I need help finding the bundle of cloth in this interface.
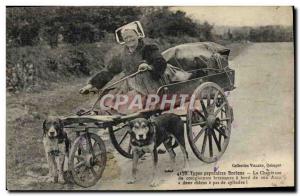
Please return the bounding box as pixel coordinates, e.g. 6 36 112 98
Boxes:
162 42 230 79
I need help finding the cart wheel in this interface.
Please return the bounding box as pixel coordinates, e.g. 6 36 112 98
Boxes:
109 125 133 159
69 133 107 187
187 82 232 163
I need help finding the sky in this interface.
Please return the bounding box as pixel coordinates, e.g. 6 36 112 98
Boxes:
171 6 293 27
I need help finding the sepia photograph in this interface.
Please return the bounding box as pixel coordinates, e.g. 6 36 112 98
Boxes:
6 6 294 190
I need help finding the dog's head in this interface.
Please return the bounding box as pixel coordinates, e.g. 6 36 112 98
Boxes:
129 118 154 141
43 116 64 138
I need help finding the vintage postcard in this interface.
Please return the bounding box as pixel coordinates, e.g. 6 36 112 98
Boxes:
6 6 294 190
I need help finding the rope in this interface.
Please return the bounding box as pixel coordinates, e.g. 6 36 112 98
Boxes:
63 68 148 117
214 53 234 88
175 54 234 88
87 69 147 114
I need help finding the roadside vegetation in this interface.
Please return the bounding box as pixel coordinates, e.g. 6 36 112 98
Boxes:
6 7 293 93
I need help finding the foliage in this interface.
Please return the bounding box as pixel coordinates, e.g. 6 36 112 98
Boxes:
221 25 293 42
7 6 216 47
141 7 214 41
7 7 142 46
6 42 115 92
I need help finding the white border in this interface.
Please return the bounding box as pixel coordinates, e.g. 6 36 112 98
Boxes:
1 0 298 6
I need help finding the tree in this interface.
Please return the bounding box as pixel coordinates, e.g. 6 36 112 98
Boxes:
7 7 41 46
141 7 214 40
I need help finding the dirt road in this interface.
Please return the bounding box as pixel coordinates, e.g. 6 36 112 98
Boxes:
86 42 294 190
6 42 294 190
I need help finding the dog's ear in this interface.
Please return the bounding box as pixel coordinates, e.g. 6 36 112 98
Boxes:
42 119 47 136
148 119 156 134
58 118 64 135
128 121 134 128
148 118 155 127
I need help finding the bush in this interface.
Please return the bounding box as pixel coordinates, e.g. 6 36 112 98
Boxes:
6 42 116 92
63 22 100 45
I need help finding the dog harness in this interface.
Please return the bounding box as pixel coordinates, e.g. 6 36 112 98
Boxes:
48 149 60 156
46 137 68 156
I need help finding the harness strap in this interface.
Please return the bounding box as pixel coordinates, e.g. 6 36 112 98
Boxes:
48 150 60 156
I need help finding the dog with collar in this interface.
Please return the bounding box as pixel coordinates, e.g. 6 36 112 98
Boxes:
42 116 70 183
127 113 189 187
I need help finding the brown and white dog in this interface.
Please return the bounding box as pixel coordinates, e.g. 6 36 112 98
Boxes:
43 116 70 183
127 113 189 187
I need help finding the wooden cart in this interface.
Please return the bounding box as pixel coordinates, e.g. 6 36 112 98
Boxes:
60 66 235 187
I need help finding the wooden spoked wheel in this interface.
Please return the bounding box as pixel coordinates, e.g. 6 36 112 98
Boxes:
69 133 107 187
187 82 232 163
109 124 133 159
